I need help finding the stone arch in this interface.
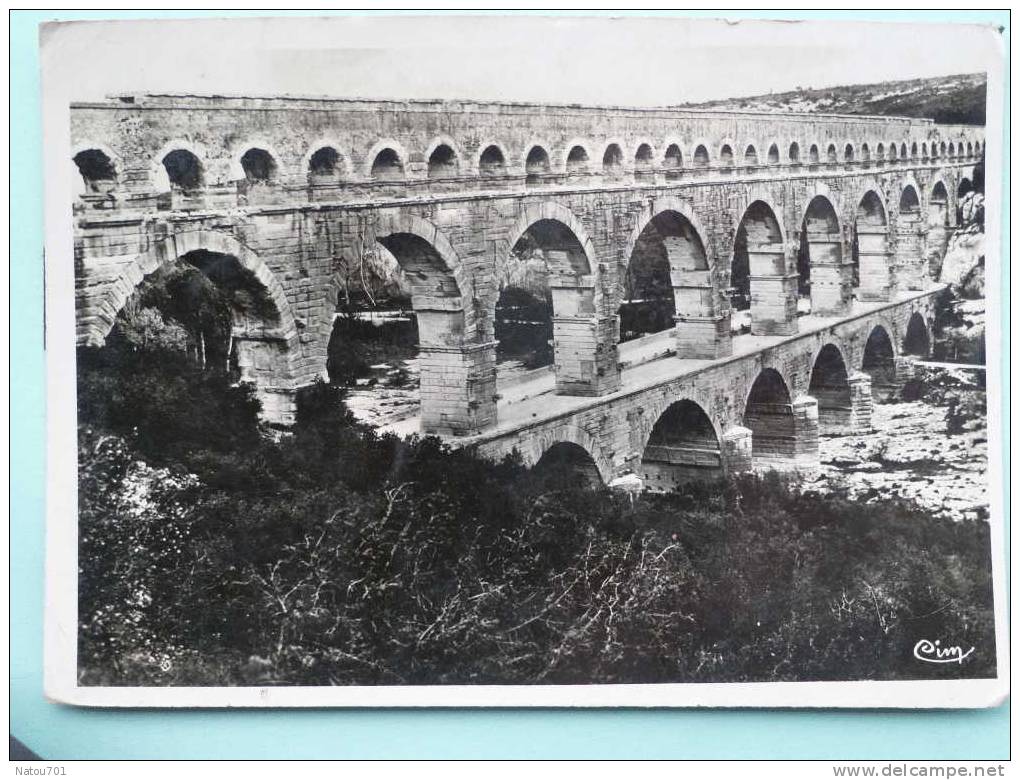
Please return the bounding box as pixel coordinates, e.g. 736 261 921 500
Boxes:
527 424 613 485
228 141 286 181
562 139 594 174
617 197 715 350
300 138 348 178
903 311 931 357
718 140 736 167
149 139 208 192
692 142 711 169
843 142 855 162
809 342 854 434
742 366 810 470
861 323 898 402
798 190 846 315
788 141 801 164
744 143 760 166
602 140 627 176
424 136 462 179
639 398 724 488
807 143 820 165
731 194 791 336
72 143 120 197
633 140 656 170
524 143 553 186
501 202 612 395
826 143 839 164
860 142 872 162
477 142 508 176
766 142 781 165
875 142 885 162
363 138 410 180
662 141 684 178
854 188 892 301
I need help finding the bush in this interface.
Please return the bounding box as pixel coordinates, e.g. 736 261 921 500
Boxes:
77 343 998 686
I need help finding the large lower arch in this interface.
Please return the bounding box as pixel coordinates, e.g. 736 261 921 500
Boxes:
732 198 796 336
501 203 618 396
369 214 495 435
861 324 898 402
619 199 726 358
896 181 924 290
82 228 300 423
743 368 819 470
854 190 892 301
798 193 849 316
640 399 723 490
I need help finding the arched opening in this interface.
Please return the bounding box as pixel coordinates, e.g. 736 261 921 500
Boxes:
898 185 922 289
500 218 592 388
162 149 204 192
798 195 844 315
921 142 929 159
367 230 485 435
641 400 722 489
719 144 735 167
732 200 787 335
619 210 706 343
875 143 885 164
809 344 852 434
887 143 897 162
743 368 796 468
533 441 603 490
307 146 341 191
939 141 947 158
900 142 908 159
853 191 890 301
566 144 590 175
789 142 800 164
693 145 710 169
73 148 117 196
241 148 277 183
479 145 506 177
966 141 974 157
861 143 871 162
927 181 950 271
110 248 292 419
827 144 838 164
903 312 931 357
603 143 624 178
525 145 551 187
744 145 760 166
427 144 459 179
767 144 780 165
663 144 683 180
808 144 820 165
911 142 919 159
635 143 654 181
862 325 897 402
956 177 974 224
844 143 855 162
948 142 956 158
371 148 404 181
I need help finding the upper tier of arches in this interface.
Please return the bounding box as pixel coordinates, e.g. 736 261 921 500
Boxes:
71 126 986 208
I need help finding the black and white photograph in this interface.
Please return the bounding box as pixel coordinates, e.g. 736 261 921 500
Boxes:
42 13 1007 707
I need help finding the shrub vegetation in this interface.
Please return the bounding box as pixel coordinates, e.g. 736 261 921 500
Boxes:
77 340 997 686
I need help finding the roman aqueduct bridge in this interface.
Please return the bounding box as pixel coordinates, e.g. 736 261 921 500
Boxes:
71 94 984 484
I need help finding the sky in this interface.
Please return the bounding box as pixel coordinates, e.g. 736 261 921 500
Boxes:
43 14 1000 106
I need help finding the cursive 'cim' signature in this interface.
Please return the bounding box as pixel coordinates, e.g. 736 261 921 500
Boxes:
913 639 975 665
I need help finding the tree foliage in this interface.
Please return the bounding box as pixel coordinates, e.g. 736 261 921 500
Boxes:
77 343 997 686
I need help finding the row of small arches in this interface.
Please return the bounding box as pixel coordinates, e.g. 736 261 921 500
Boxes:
73 136 985 193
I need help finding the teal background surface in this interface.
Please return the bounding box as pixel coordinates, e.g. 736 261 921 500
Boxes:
10 9 1009 760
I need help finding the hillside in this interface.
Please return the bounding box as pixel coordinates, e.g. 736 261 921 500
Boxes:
680 72 986 125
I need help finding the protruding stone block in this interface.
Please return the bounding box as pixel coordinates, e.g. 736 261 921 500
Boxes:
848 371 874 433
674 315 732 360
791 394 821 472
721 425 753 474
419 341 497 436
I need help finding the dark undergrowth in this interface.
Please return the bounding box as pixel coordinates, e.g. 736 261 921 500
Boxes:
77 342 997 686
